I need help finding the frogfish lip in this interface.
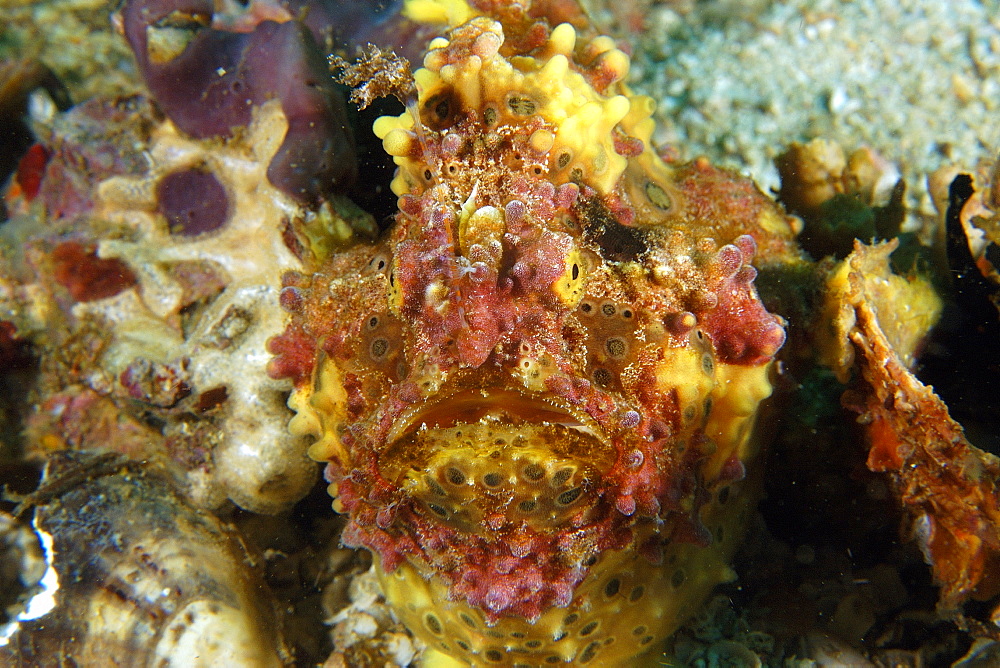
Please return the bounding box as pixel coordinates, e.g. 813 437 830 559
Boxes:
386 387 606 447
379 388 617 528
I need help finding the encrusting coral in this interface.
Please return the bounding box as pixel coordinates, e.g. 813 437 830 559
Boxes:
829 236 1000 617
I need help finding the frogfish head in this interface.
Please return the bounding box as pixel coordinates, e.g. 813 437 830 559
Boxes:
271 13 787 667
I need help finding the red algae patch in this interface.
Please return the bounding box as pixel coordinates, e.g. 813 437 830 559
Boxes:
51 241 137 302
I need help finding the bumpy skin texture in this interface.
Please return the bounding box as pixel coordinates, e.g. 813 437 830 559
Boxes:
271 8 795 666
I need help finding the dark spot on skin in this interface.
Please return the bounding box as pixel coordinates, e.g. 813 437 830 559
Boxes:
580 621 599 636
671 569 686 588
526 640 543 648
702 353 714 374
601 303 616 317
446 467 466 485
557 152 572 169
457 640 470 651
557 487 582 505
571 263 580 280
552 468 573 486
484 107 497 125
426 477 446 496
522 463 545 481
425 614 442 635
581 197 647 262
580 641 600 663
645 181 672 209
485 649 503 662
460 613 477 629
580 301 594 314
427 503 448 518
435 98 449 120
369 338 389 359
604 578 620 597
483 472 502 487
605 338 626 358
629 586 645 602
593 368 614 387
518 499 537 512
507 95 536 115
421 88 457 130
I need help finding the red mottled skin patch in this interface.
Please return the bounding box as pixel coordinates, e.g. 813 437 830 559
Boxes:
266 323 316 387
699 235 787 365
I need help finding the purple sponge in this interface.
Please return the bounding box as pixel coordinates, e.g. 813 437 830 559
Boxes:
122 0 356 202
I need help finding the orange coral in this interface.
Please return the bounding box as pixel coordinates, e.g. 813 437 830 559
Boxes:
832 240 1000 613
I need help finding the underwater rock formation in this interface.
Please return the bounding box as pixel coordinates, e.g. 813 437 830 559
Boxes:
1 95 345 514
829 236 1000 614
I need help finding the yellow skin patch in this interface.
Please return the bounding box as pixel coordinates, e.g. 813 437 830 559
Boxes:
374 20 638 197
